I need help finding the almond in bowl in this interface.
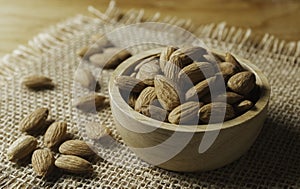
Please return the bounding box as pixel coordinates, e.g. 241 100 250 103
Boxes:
109 47 270 172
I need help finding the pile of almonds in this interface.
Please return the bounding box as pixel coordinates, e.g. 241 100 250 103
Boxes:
115 46 260 125
6 107 110 178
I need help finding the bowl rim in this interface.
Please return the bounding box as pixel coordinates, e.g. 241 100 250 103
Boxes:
108 47 271 133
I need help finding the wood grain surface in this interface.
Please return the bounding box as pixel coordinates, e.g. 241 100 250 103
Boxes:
0 0 299 57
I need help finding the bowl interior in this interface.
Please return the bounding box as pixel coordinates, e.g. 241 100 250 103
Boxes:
109 48 271 133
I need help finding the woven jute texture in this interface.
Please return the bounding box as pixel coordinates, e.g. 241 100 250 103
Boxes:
1 2 300 188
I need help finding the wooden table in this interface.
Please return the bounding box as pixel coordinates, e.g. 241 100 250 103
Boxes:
1 0 299 57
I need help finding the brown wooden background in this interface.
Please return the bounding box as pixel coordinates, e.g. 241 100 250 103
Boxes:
0 0 299 57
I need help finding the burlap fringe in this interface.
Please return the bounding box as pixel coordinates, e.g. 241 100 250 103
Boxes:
0 0 299 82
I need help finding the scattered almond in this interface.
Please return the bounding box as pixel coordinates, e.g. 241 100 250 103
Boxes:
59 140 94 157
89 48 131 69
74 68 97 90
77 46 89 57
77 45 103 58
90 34 113 48
105 48 132 69
7 135 37 162
114 76 146 93
44 122 67 148
19 107 49 133
73 93 106 112
85 122 112 141
32 149 55 177
55 155 93 174
22 75 54 90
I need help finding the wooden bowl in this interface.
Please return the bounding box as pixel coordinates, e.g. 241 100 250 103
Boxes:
108 48 271 172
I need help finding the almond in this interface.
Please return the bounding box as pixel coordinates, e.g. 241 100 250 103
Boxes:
134 55 160 72
206 49 225 63
136 59 161 81
85 122 112 141
19 107 49 133
127 92 139 108
169 46 206 67
77 45 103 59
22 75 54 90
142 78 154 86
159 46 178 70
218 62 240 81
225 52 243 70
168 101 203 124
139 105 169 122
134 87 157 112
55 155 93 174
234 100 254 113
185 75 224 101
245 84 260 102
114 76 147 93
154 75 181 111
77 46 89 57
74 68 97 90
7 135 37 162
199 102 235 123
221 92 244 104
163 60 182 82
227 71 256 95
44 122 67 148
73 93 106 112
89 48 131 69
89 53 110 67
178 62 215 85
201 92 244 104
104 48 131 69
163 47 205 82
90 34 113 48
59 140 94 157
32 149 55 177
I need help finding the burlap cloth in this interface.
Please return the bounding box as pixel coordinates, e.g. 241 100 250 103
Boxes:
0 1 299 188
